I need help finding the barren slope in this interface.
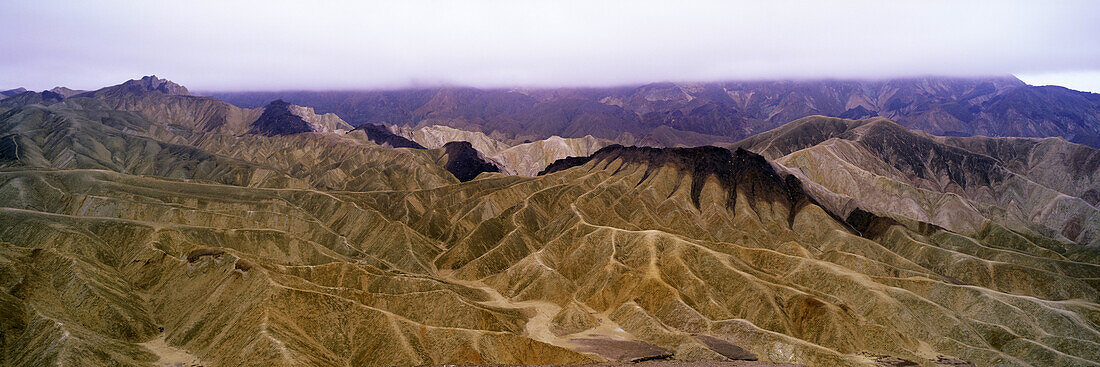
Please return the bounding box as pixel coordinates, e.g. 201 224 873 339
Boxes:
733 116 1100 249
1 79 1099 367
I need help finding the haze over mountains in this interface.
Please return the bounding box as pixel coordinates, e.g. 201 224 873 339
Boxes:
209 76 1100 148
1 76 1100 367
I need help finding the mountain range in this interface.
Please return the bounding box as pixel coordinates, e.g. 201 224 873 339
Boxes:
208 76 1100 148
0 76 1099 367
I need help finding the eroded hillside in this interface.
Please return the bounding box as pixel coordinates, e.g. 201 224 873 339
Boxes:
0 78 1099 367
731 116 1100 250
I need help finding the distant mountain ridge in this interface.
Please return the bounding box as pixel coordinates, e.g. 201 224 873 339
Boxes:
0 90 65 109
74 75 190 97
0 87 28 97
47 86 86 98
207 76 1100 148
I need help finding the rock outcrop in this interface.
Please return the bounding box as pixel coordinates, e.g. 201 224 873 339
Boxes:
491 135 609 176
353 123 425 149
440 141 501 181
249 99 353 136
388 124 611 176
391 124 511 154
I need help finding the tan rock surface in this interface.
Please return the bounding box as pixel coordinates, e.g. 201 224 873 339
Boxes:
393 124 512 155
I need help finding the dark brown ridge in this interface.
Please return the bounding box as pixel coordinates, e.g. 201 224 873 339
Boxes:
539 145 851 232
443 141 500 182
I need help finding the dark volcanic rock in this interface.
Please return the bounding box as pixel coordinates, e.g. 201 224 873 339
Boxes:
354 123 425 149
248 99 314 136
856 121 1006 189
442 141 500 181
838 105 877 119
538 144 832 225
845 208 906 239
933 356 976 367
873 356 919 367
538 155 595 176
693 335 757 361
571 336 672 362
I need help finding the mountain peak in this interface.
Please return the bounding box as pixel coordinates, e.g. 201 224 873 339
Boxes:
47 86 86 98
125 75 190 95
1 87 28 98
248 99 353 136
66 76 191 100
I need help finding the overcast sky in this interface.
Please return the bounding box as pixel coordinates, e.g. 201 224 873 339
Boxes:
2 0 1099 92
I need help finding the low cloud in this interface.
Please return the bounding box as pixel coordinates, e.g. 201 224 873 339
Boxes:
2 0 1099 91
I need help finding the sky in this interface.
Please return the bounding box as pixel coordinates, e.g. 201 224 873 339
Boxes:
2 0 1099 92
